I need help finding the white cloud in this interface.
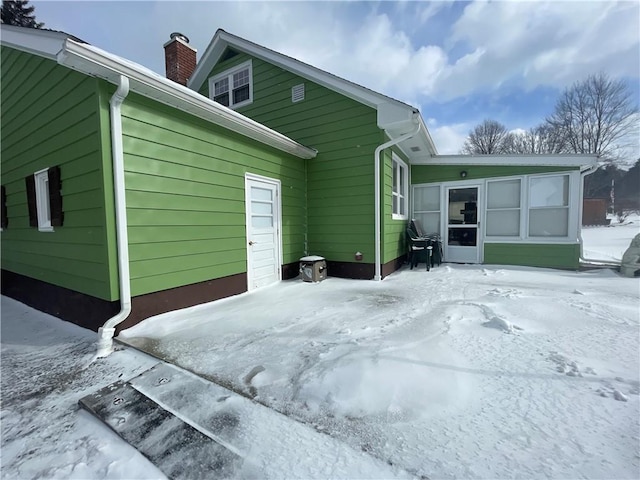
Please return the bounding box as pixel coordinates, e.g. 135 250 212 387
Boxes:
426 119 471 155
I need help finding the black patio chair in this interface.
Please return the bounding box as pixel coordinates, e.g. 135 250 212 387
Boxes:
408 219 443 268
406 227 432 271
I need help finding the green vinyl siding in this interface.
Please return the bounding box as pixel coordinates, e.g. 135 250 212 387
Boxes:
381 147 410 264
484 243 580 270
202 52 380 266
0 48 118 300
120 92 305 296
412 164 579 184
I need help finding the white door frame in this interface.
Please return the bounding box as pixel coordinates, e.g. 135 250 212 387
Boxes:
245 173 282 291
443 181 483 264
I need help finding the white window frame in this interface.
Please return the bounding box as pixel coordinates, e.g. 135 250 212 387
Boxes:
484 178 523 239
411 184 441 234
209 60 253 109
527 173 572 239
391 153 408 220
34 167 53 232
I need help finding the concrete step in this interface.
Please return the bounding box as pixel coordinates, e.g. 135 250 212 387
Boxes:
80 362 410 479
79 375 244 479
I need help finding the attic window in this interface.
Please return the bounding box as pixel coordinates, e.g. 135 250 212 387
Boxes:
209 60 253 109
292 84 305 103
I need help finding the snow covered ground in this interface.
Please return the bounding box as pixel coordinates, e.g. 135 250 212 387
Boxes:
582 212 640 262
2 221 639 479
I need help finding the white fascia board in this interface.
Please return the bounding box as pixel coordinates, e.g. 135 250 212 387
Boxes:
0 25 68 59
416 154 599 167
57 39 316 160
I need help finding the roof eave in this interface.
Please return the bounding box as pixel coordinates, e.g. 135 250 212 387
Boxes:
57 39 316 160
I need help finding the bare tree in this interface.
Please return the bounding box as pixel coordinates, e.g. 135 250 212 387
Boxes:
546 72 638 161
461 119 514 154
508 124 568 154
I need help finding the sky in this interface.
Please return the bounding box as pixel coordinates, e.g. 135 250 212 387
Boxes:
30 0 640 159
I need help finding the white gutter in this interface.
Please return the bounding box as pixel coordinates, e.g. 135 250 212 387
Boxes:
96 75 131 358
577 163 615 265
373 117 421 281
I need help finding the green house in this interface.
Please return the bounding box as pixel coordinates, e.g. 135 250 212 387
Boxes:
0 26 597 334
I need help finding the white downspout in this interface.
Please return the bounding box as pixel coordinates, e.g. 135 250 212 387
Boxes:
373 117 421 281
577 163 614 265
96 75 131 357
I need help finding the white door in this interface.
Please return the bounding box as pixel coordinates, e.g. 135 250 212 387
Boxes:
245 175 281 290
445 185 481 263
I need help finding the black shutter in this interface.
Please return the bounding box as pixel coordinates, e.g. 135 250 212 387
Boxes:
1 186 7 229
25 175 37 227
48 166 63 227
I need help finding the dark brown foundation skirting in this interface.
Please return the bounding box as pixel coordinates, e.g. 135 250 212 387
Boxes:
381 254 407 278
1 269 248 333
281 262 300 280
122 273 247 332
1 269 120 331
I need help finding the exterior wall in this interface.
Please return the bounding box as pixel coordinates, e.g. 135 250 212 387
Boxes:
120 92 306 297
412 164 583 270
200 52 380 274
484 243 580 269
381 147 410 265
412 164 578 184
0 47 118 301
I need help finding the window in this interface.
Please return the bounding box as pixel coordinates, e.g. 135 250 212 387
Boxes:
486 179 521 237
25 166 63 232
413 185 440 233
1 185 7 230
392 154 408 219
209 60 253 109
528 174 569 237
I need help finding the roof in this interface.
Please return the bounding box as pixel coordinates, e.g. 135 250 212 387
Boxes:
189 29 439 159
0 25 317 160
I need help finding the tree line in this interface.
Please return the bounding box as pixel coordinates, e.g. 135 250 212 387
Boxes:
461 73 639 209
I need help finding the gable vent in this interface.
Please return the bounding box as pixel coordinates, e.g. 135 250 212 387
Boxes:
292 83 305 103
410 146 421 152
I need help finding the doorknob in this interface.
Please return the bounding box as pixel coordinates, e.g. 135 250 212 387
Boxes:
248 241 255 246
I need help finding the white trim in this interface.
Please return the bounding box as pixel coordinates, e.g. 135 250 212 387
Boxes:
0 28 316 160
419 154 598 167
33 168 53 232
391 153 408 220
443 182 483 263
244 173 283 291
0 24 69 60
209 60 253 109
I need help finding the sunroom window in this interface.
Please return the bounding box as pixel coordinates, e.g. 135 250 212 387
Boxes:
209 60 253 109
392 154 408 219
412 185 440 233
528 174 569 237
486 179 521 237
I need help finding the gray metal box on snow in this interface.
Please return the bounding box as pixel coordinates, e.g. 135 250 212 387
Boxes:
300 256 327 282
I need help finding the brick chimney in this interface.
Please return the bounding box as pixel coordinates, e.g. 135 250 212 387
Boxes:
164 32 197 86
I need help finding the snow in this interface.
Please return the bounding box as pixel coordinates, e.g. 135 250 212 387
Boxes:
2 221 639 479
582 212 640 262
